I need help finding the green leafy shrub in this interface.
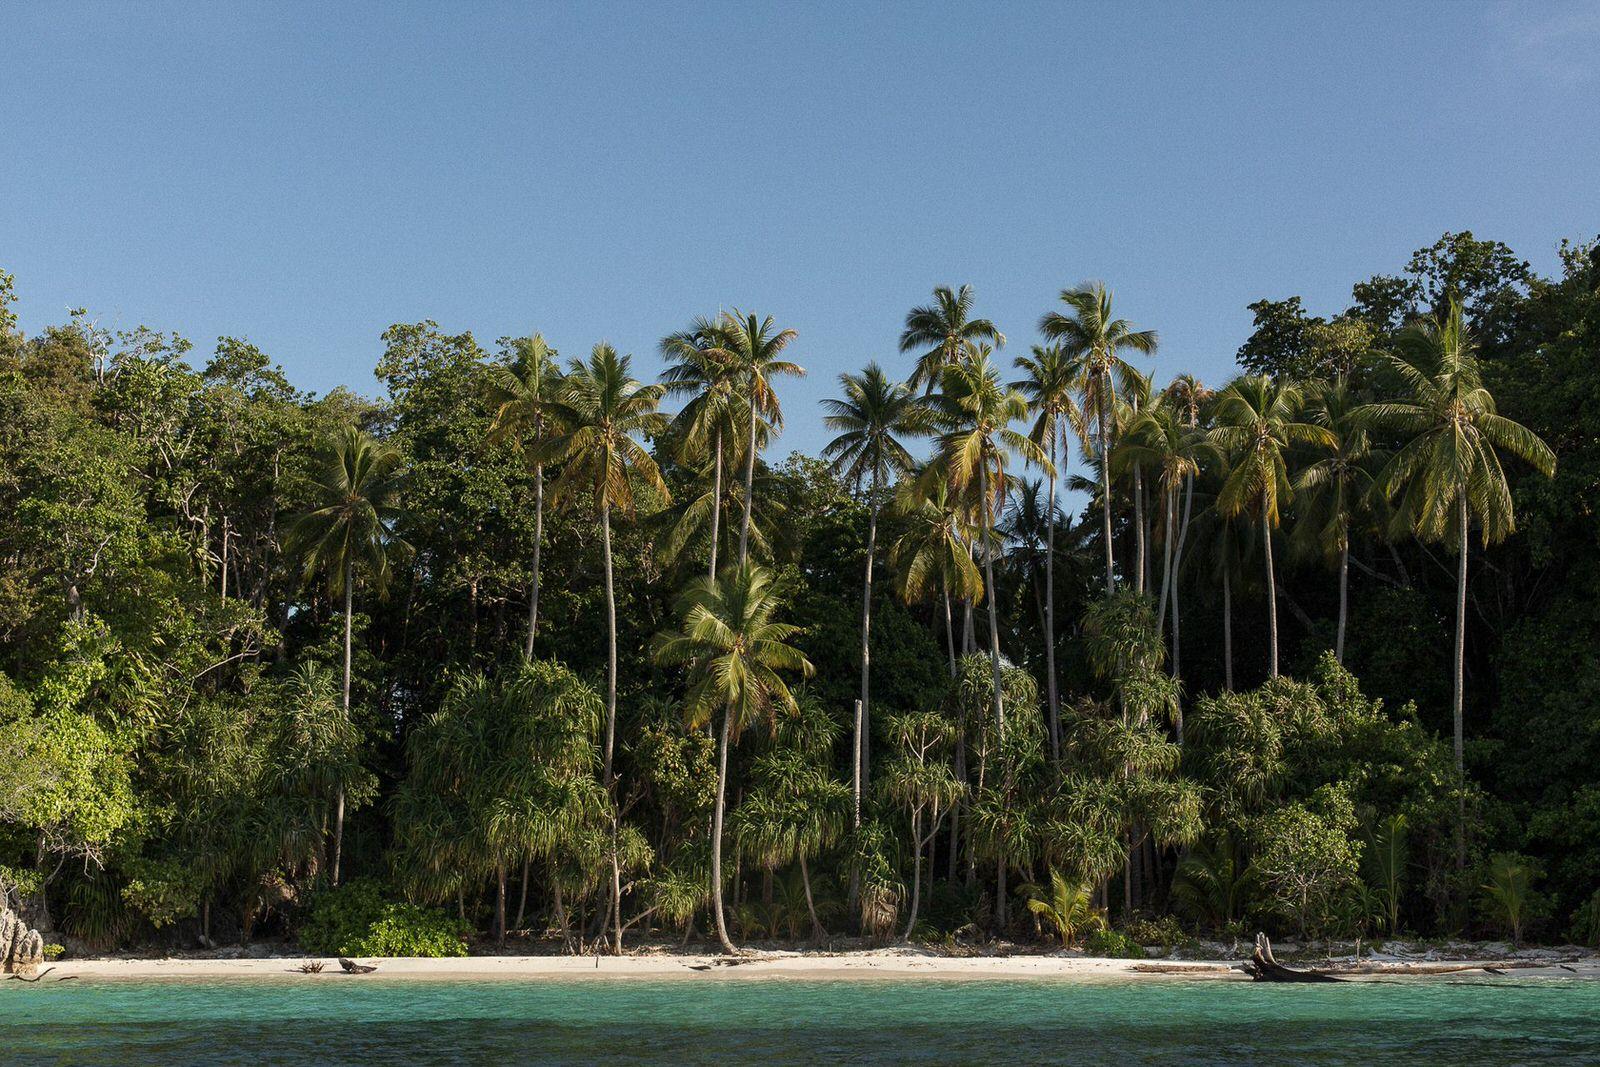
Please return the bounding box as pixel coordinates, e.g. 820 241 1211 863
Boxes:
1569 889 1600 947
1124 914 1187 951
122 858 203 929
1084 928 1144 959
299 880 468 957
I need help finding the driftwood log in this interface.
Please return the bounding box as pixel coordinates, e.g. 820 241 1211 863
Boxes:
1240 933 1343 982
0 907 45 977
338 957 378 974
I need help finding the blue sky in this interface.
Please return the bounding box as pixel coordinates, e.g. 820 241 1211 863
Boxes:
4 1 1597 468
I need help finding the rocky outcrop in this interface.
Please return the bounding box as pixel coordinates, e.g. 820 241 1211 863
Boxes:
0 907 45 976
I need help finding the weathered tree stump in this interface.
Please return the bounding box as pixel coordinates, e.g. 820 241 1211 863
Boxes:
0 907 46 977
1240 933 1343 983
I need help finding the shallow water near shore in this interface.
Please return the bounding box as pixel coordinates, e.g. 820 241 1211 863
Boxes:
11 975 1600 1064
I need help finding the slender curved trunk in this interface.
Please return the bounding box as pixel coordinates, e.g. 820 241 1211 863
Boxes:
525 463 544 658
1336 537 1349 664
978 460 1004 733
1044 433 1060 761
942 582 957 678
1098 397 1115 594
1262 507 1279 679
738 389 757 565
903 808 924 941
1171 474 1195 674
1156 488 1176 640
495 863 508 945
1223 555 1234 691
800 853 824 941
1133 468 1147 595
857 475 880 806
333 557 352 886
708 428 722 580
851 698 862 829
515 855 529 931
601 499 618 785
1454 497 1468 867
711 705 739 954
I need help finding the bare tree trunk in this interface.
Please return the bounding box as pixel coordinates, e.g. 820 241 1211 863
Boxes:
851 699 862 830
711 706 739 954
800 853 824 941
738 390 757 564
1133 467 1147 595
1098 391 1115 595
1156 488 1176 639
942 583 957 678
978 461 1004 734
857 481 880 807
515 855 529 931
525 464 543 658
1454 498 1468 867
495 863 508 945
1223 555 1235 691
1044 435 1060 761
903 809 924 941
333 558 352 886
1263 508 1279 679
708 429 722 580
1336 539 1349 664
601 500 617 785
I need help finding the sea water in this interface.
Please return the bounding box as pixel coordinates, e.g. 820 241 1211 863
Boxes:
9 976 1600 1064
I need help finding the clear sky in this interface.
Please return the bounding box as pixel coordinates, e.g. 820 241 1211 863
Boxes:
4 1 1597 467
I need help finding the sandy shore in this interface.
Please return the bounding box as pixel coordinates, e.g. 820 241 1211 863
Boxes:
41 949 1600 983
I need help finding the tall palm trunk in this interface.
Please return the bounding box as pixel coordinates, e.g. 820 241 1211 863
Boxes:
738 390 757 564
600 497 624 953
799 853 824 941
1044 433 1060 761
1262 506 1279 679
1133 468 1147 595
711 705 739 953
851 698 862 829
707 429 722 580
1336 536 1349 664
495 863 508 945
1097 397 1115 595
1454 497 1468 866
941 582 957 678
333 557 352 886
1156 488 1176 639
978 460 1004 733
1222 554 1234 691
857 474 881 809
1171 475 1195 673
524 463 543 658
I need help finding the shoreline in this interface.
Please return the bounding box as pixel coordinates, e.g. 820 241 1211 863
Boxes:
33 948 1600 984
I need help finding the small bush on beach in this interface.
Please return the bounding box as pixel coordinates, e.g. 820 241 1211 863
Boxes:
1569 889 1600 948
1084 928 1144 959
299 880 469 958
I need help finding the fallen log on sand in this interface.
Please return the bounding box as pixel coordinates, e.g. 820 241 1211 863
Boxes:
1240 934 1343 982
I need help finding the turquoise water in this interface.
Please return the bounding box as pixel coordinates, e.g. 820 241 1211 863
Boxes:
9 976 1599 1064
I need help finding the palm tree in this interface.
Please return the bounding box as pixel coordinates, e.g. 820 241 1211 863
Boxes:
1039 282 1158 595
1291 377 1378 663
546 344 667 952
289 424 404 886
705 311 803 565
653 562 814 954
1014 342 1083 759
822 363 926 822
660 317 742 580
486 334 565 658
1209 375 1333 678
899 284 1005 393
1161 374 1210 680
1359 299 1554 781
925 347 1050 734
889 476 983 679
1023 869 1103 946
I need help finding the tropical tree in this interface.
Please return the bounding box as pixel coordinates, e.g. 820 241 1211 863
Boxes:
1023 869 1103 946
1013 342 1083 758
888 475 982 679
899 283 1005 393
924 347 1050 734
822 362 926 818
1291 377 1377 663
288 424 404 885
1209 375 1334 678
1039 282 1158 594
881 709 963 939
1359 299 1554 779
485 334 565 657
660 317 742 579
652 562 814 954
704 311 802 564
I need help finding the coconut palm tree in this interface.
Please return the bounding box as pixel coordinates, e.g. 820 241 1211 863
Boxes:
1013 342 1083 759
660 317 742 580
899 284 1005 393
1291 377 1378 664
653 562 814 954
288 424 405 886
1359 299 1554 781
822 362 927 819
889 476 983 679
924 347 1051 734
1209 375 1334 678
1039 282 1158 595
704 311 803 565
486 334 565 658
1161 374 1210 679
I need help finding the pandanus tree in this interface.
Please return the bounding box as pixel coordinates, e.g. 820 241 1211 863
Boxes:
899 283 1005 393
882 709 963 939
485 334 565 658
1209 375 1334 679
704 311 803 564
652 562 814 954
1013 342 1083 759
1039 282 1158 594
288 424 404 886
546 344 667 951
924 347 1051 736
889 475 983 679
821 363 926 822
1291 378 1378 664
1358 299 1554 785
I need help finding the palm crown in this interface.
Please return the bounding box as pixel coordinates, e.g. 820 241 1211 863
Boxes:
900 284 1005 393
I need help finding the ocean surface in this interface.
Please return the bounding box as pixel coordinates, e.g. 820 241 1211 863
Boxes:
10 975 1600 1064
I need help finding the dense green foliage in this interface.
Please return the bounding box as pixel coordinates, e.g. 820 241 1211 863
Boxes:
0 231 1595 955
